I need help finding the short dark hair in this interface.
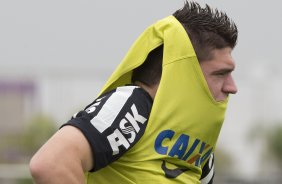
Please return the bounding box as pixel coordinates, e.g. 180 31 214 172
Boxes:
131 45 163 87
132 1 238 86
173 1 238 61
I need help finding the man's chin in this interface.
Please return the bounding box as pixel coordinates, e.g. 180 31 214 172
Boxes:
215 95 228 102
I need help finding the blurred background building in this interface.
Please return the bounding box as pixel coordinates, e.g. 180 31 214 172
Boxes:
0 0 282 183
0 80 37 134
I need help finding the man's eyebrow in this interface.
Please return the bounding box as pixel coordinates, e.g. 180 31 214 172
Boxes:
212 68 234 74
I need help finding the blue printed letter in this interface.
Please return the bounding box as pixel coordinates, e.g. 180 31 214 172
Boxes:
168 134 189 159
154 130 175 155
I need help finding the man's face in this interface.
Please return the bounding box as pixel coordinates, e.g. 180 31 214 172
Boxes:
200 47 237 102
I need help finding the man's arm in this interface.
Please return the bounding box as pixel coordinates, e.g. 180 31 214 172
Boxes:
29 125 93 184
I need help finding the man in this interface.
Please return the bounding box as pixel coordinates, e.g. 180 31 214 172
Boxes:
30 1 238 183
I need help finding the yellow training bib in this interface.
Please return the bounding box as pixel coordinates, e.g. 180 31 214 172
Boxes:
87 15 228 184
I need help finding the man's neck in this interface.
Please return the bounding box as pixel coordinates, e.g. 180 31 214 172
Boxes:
134 81 158 100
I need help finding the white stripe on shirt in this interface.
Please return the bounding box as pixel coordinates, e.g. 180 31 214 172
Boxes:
91 86 136 133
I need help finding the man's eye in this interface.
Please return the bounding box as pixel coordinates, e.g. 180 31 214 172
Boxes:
217 72 226 76
215 72 226 76
213 70 232 77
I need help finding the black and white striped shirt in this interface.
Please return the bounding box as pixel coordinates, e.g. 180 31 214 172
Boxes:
62 85 153 171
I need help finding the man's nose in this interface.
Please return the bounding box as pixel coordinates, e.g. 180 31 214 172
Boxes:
223 75 238 94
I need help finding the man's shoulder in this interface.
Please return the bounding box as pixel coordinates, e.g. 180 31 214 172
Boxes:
99 85 152 104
